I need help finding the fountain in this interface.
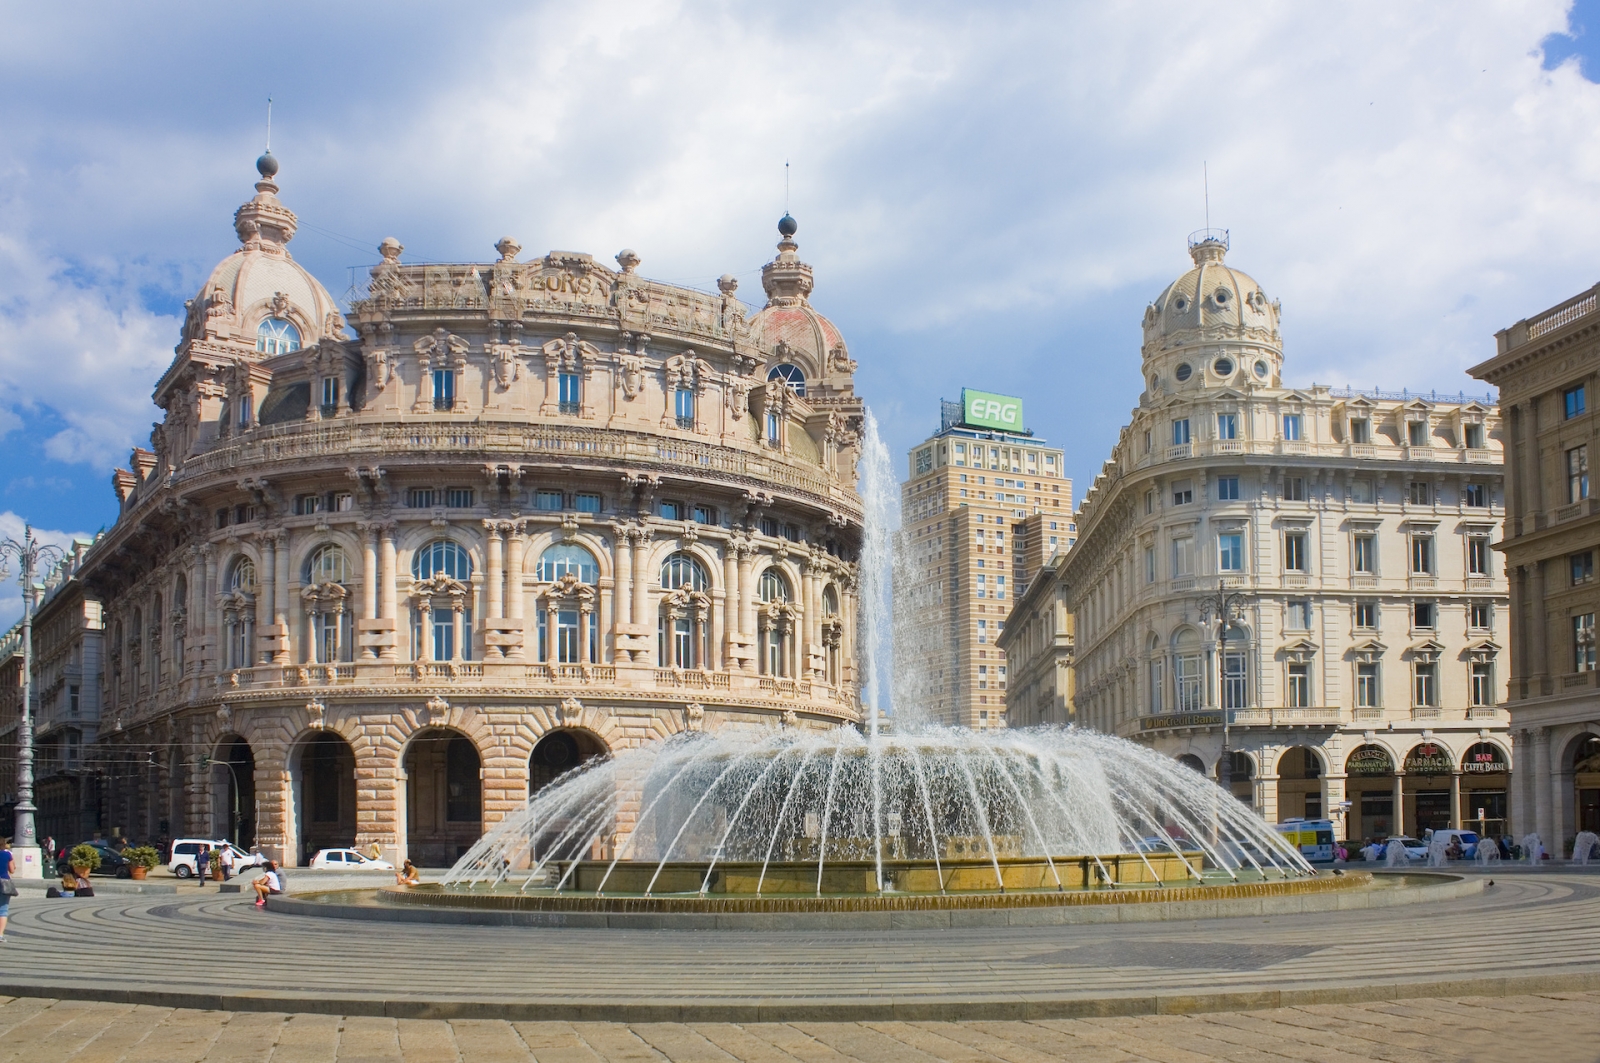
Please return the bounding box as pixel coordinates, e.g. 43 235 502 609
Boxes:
1385 838 1410 867
1523 832 1545 865
290 412 1386 926
1572 830 1598 865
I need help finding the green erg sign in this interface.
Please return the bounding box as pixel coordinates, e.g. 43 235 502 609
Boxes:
962 389 1024 432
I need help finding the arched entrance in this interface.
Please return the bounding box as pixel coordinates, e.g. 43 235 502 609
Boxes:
529 729 607 795
1277 746 1325 820
1461 741 1509 838
292 732 356 864
1176 754 1205 773
1345 745 1396 842
1214 751 1254 804
1403 742 1454 834
1571 735 1600 835
213 735 256 848
404 728 483 867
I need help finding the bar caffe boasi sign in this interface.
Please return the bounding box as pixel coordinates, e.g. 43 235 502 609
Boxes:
962 389 1024 433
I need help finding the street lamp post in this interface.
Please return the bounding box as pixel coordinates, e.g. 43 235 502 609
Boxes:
1198 580 1248 797
0 525 65 879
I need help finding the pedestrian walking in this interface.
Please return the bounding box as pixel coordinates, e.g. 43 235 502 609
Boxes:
0 837 15 942
195 843 210 887
218 844 235 881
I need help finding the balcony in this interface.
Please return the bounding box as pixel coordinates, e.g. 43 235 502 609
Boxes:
1408 576 1438 592
1466 705 1502 720
1411 706 1443 720
1166 443 1193 461
1212 440 1245 455
653 669 732 690
1349 575 1379 590
1282 574 1310 589
1229 706 1341 727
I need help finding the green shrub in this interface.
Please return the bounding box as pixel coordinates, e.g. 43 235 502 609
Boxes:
69 843 101 871
123 845 160 870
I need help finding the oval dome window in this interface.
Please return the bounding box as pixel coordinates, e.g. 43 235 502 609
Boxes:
1175 363 1193 382
1213 357 1234 376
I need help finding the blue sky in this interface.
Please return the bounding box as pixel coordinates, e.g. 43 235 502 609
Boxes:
3 1 1600 622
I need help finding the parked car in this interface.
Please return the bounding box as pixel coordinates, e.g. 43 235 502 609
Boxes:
309 848 394 871
1383 836 1429 861
67 841 131 878
1422 828 1480 859
169 839 267 879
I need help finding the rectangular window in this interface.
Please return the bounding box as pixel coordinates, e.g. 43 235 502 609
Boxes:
976 574 987 599
1350 418 1371 444
916 448 933 474
237 396 251 428
1219 533 1243 572
1464 483 1486 507
1570 445 1590 502
445 488 474 508
406 488 435 509
674 387 695 429
1148 658 1164 713
1411 536 1434 574
658 500 685 521
331 492 353 512
1285 477 1305 501
1465 423 1486 449
1172 480 1193 505
535 489 564 511
1575 552 1596 585
1217 413 1237 440
559 372 580 414
977 619 987 644
1222 650 1247 709
1350 478 1374 504
1145 545 1156 583
1467 536 1491 576
1287 662 1310 708
1218 476 1240 501
1566 384 1587 420
1357 662 1379 708
1470 662 1494 707
1173 537 1194 577
1414 601 1436 629
320 376 340 413
1470 601 1493 629
1142 429 1152 453
1284 532 1307 572
1408 481 1432 505
294 493 325 516
1576 614 1596 672
1353 534 1376 574
1282 414 1302 441
1145 489 1155 514
692 504 716 525
1355 600 1378 629
1172 419 1191 446
1413 661 1438 707
996 575 1006 600
1407 421 1428 447
574 492 602 514
216 508 229 529
69 685 79 716
432 369 454 410
1286 600 1312 630
1176 653 1203 711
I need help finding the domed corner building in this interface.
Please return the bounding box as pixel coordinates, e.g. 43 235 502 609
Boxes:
81 157 866 867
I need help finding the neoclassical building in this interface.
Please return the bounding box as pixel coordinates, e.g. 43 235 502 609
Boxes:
78 154 865 865
1054 232 1512 844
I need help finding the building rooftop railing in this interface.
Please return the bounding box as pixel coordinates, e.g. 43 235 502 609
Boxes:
1323 386 1496 405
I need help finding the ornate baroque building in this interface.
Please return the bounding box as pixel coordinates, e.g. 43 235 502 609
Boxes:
77 155 865 865
1054 232 1512 844
1471 281 1600 848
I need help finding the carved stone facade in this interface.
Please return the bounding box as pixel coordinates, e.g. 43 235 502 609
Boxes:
1057 232 1512 844
75 159 865 866
1471 282 1600 851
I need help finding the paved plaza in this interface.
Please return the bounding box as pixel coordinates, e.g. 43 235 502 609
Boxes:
1 993 1596 1062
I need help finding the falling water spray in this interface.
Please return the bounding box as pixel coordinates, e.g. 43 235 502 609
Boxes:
857 409 897 736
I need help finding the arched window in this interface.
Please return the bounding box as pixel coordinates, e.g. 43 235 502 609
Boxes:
305 544 349 584
229 558 257 594
413 540 472 581
822 585 839 615
767 363 806 396
1147 634 1164 713
660 552 708 591
256 317 301 355
821 583 842 687
759 568 790 603
538 544 598 583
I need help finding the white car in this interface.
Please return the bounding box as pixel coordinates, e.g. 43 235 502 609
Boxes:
309 848 394 870
169 839 267 879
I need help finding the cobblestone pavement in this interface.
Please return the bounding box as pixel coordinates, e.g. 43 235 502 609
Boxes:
1 872 1598 1017
0 992 1595 1062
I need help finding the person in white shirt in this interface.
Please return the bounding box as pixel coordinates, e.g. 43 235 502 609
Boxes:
252 862 282 907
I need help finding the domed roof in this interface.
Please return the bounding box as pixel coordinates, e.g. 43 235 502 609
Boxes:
1142 231 1279 356
747 216 850 381
187 159 344 349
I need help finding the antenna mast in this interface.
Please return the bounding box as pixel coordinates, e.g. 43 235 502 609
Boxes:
785 160 790 214
1204 160 1209 231
266 97 273 151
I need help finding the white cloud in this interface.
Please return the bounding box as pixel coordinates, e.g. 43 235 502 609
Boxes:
0 513 91 632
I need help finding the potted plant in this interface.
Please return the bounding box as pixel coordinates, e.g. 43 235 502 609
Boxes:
123 845 160 880
208 849 224 881
69 843 101 878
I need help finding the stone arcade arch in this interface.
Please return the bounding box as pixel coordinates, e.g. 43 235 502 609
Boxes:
291 731 357 863
1176 753 1206 773
529 728 608 796
403 727 483 867
1461 741 1510 838
1345 744 1397 842
1276 745 1326 821
1214 751 1254 804
213 734 257 848
1403 741 1456 835
1570 733 1600 836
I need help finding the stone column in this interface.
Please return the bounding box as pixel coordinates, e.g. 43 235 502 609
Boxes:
1323 771 1348 842
631 528 650 659
1450 771 1462 830
506 522 526 660
451 600 465 662
1534 727 1553 846
198 544 216 673
612 524 632 630
737 545 756 673
1393 771 1405 837
379 525 398 660
258 534 277 665
1258 772 1279 822
1511 727 1530 836
1529 560 1549 693
360 524 378 623
274 530 291 664
484 521 504 621
1551 741 1572 854
710 589 725 672
722 541 740 666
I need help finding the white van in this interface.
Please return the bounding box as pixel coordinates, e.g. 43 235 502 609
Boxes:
1275 819 1336 861
169 839 266 879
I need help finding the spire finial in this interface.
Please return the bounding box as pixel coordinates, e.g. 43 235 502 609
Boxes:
256 97 279 180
